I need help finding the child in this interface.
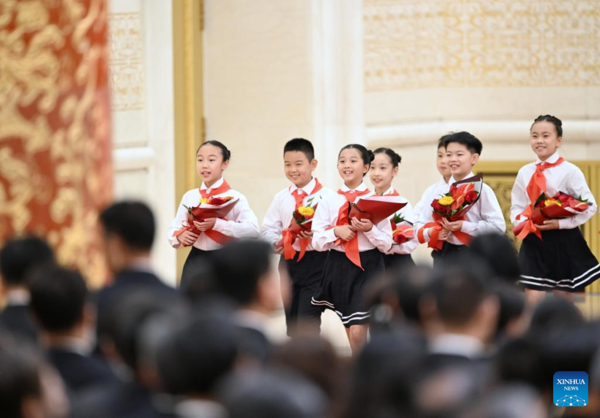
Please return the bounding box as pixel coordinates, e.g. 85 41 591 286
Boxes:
511 115 599 297
369 147 417 270
311 144 393 353
261 138 336 335
413 135 452 228
417 132 505 264
168 141 260 284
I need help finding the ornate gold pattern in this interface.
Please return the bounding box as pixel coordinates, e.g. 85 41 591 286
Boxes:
108 12 144 111
0 0 112 288
364 0 600 91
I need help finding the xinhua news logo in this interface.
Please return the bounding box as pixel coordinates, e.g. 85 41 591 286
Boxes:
554 372 588 407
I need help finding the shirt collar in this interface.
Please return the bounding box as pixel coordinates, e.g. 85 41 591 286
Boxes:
382 186 395 196
449 172 475 185
201 177 224 191
429 333 485 358
290 177 316 195
341 181 367 193
126 257 155 274
536 150 560 165
5 289 30 306
49 337 93 356
175 399 227 418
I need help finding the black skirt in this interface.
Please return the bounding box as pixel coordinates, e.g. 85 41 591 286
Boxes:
311 249 384 328
431 242 469 267
382 253 415 271
519 228 600 292
279 251 328 334
180 247 218 288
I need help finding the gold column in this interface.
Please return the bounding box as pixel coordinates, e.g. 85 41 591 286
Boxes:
172 0 204 280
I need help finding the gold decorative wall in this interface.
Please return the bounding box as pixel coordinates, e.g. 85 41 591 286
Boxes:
0 0 112 287
108 12 144 111
364 0 600 92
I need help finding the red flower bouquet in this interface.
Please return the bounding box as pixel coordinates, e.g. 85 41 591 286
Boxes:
514 192 592 238
418 174 484 251
431 176 482 221
282 198 319 261
174 196 239 246
390 213 414 245
348 196 407 225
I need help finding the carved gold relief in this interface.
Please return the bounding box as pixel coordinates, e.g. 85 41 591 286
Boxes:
108 12 144 111
0 0 112 288
364 0 600 92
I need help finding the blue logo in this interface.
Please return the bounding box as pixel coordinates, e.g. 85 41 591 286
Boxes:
554 372 588 407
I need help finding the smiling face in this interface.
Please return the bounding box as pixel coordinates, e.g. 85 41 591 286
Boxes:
196 144 229 187
338 148 369 189
370 152 398 194
437 146 451 181
530 121 562 161
284 151 317 188
446 142 479 181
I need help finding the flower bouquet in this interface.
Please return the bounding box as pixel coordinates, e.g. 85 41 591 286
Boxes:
513 192 592 238
175 196 239 246
390 213 414 245
348 196 407 225
418 173 484 250
282 198 318 261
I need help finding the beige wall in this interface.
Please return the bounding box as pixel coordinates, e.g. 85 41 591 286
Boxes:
108 0 177 284
363 0 600 261
204 0 364 222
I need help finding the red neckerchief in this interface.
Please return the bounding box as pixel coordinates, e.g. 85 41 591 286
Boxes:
332 188 371 270
516 157 565 240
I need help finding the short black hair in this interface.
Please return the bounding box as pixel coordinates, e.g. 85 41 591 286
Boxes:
284 138 314 161
469 233 520 283
373 148 401 167
532 114 563 137
198 140 232 162
99 201 155 251
443 131 482 155
0 337 43 418
110 291 173 373
157 314 238 395
0 236 54 285
437 134 452 150
211 240 272 306
428 262 490 326
29 265 88 332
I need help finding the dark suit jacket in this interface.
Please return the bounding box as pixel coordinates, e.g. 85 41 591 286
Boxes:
94 269 177 341
47 347 118 394
0 304 38 344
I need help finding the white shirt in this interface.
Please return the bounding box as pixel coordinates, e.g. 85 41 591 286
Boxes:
167 178 260 250
380 187 418 255
312 182 393 253
417 172 506 246
413 177 450 234
261 178 336 252
510 151 597 229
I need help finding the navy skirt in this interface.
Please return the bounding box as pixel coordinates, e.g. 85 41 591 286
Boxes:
519 228 600 292
311 249 384 328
